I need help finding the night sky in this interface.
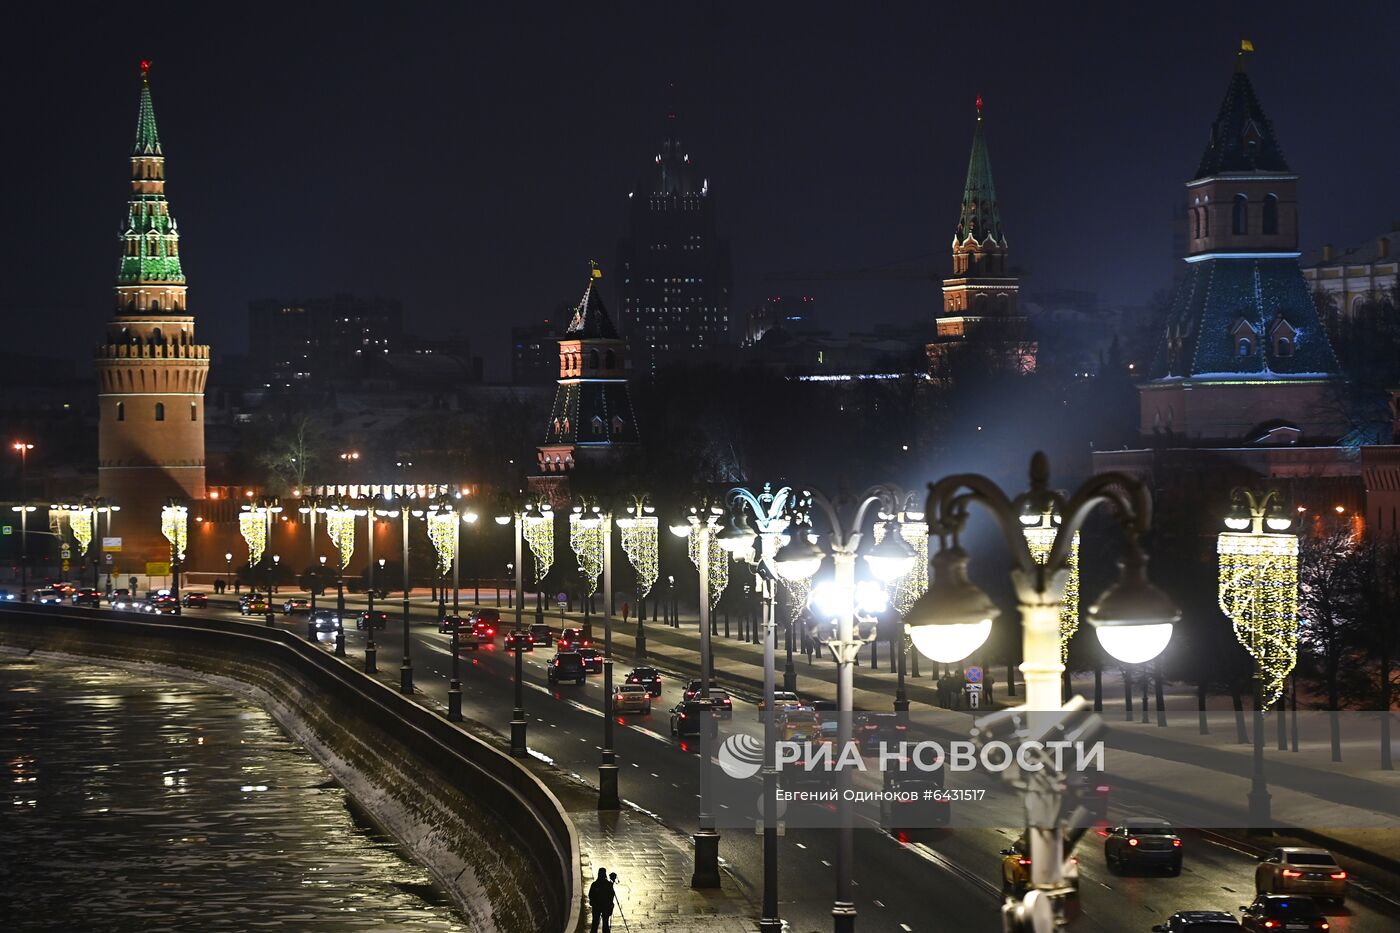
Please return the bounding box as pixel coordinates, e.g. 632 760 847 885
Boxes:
8 2 1398 381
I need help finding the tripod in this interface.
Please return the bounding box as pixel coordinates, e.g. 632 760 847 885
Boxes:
608 873 631 933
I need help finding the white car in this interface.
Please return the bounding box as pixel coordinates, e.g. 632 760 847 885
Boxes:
33 588 64 605
611 684 653 715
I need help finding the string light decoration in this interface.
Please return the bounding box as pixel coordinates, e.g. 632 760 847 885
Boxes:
523 512 555 586
1218 532 1298 708
617 513 659 598
569 512 604 596
69 507 96 556
1022 516 1080 664
239 512 266 566
325 507 357 571
779 575 812 625
688 525 729 610
160 502 188 561
874 517 930 617
426 508 458 577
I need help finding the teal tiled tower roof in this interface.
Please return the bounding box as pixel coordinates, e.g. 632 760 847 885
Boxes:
133 59 162 156
954 96 1005 248
1195 54 1288 179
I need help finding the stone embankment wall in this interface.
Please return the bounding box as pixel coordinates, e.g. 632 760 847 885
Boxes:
0 606 581 933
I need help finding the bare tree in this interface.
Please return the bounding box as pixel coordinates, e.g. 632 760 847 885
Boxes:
1298 523 1363 761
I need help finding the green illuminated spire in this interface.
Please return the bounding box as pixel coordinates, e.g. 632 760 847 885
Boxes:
133 60 162 156
954 96 1005 247
116 61 184 291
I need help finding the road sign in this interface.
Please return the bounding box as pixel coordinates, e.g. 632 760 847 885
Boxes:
61 559 70 573
556 592 567 606
104 553 114 564
60 545 72 559
965 665 983 684
2 525 10 536
103 537 122 552
146 561 170 576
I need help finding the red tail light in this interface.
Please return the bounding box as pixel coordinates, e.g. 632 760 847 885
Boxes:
1172 839 1183 848
1127 838 1139 847
1282 869 1302 878
1016 858 1030 866
1320 923 1330 931
1329 871 1347 880
1263 922 1276 930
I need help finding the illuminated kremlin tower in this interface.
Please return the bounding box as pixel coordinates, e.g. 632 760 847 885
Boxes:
531 265 639 502
1137 47 1343 442
95 62 209 564
926 98 1033 375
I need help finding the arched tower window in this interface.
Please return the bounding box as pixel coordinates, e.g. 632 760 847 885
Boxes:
588 349 600 370
1232 195 1249 236
190 402 198 421
154 402 165 421
605 349 616 369
1275 337 1293 357
116 402 125 422
1192 209 1200 239
1237 338 1252 356
1263 195 1279 235
151 299 160 312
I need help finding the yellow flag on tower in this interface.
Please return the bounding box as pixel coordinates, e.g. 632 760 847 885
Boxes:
1240 38 1255 53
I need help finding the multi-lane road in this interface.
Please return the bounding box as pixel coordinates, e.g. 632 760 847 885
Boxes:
48 595 1400 932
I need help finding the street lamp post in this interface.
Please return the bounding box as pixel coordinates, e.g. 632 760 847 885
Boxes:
161 499 187 616
270 554 281 623
377 496 420 695
1218 488 1298 826
772 485 913 933
364 512 379 672
496 507 529 757
11 504 36 601
12 441 34 498
719 484 793 933
225 552 233 593
670 503 724 888
904 452 1178 909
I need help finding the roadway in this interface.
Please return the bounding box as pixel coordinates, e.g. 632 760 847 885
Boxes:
53 594 1400 932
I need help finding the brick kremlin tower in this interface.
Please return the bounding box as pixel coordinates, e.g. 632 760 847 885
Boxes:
95 62 209 565
926 98 1033 375
1139 46 1343 442
531 265 639 502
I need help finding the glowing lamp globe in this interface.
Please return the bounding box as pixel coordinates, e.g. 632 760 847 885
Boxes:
494 514 511 526
772 529 824 581
1087 558 1180 665
864 522 916 583
904 547 996 663
716 512 757 557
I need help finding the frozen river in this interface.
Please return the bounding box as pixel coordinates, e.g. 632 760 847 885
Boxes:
0 654 466 931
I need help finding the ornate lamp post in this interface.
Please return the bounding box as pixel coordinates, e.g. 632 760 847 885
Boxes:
428 495 477 722
224 551 233 593
771 485 912 933
240 497 280 624
496 497 548 757
905 452 1178 905
1218 488 1298 825
160 498 188 614
669 502 725 888
11 504 36 601
718 484 793 933
616 496 658 656
376 493 421 695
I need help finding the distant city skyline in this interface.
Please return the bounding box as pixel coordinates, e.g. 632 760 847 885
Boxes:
6 2 1398 381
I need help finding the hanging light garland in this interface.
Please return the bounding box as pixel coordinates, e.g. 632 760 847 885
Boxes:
523 512 555 586
779 575 812 625
325 507 357 571
1218 532 1298 708
569 513 605 596
688 525 729 610
874 518 930 617
239 512 266 566
426 509 458 577
69 507 96 557
160 503 188 561
617 515 659 598
1023 521 1080 664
